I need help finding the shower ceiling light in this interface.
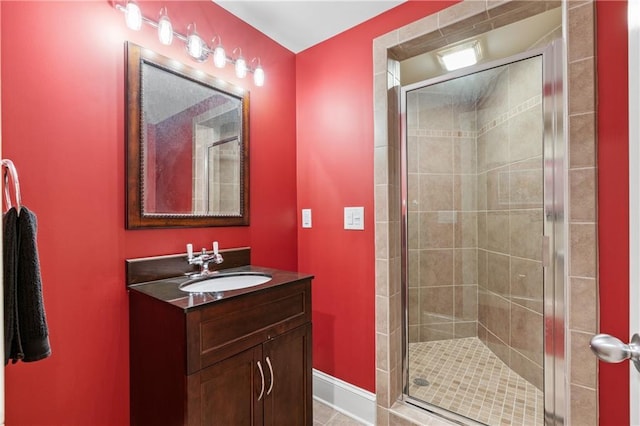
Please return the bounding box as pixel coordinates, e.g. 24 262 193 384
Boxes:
437 41 482 72
114 2 265 86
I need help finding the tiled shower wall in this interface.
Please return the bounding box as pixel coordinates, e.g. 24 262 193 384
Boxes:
476 58 544 391
374 1 598 425
406 86 479 344
193 106 241 213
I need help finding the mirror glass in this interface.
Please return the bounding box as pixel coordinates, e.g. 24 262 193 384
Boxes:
126 42 249 228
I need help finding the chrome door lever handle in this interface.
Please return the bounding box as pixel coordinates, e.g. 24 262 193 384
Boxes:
590 333 640 372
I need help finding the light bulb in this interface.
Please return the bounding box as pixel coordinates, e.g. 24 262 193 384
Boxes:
235 56 247 79
125 1 142 31
157 8 173 45
213 45 227 68
253 64 265 87
186 24 205 60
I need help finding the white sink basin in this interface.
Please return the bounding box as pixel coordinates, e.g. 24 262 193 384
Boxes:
179 273 272 293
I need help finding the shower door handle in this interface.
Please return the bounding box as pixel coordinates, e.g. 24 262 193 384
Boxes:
590 333 640 372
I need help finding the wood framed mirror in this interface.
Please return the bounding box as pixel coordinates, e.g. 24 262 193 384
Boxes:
126 42 250 229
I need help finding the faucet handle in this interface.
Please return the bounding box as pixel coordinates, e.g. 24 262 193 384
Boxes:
212 241 224 264
186 243 194 259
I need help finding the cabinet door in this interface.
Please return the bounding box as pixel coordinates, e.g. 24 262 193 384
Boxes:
190 345 264 426
263 324 312 426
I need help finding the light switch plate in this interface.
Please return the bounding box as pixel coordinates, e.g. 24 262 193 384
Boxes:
344 207 364 230
302 209 312 228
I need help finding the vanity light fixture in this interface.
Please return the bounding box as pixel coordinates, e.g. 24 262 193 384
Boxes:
114 2 265 86
124 0 142 31
157 7 173 45
212 37 227 68
252 58 265 87
186 23 206 61
437 40 482 72
233 48 247 79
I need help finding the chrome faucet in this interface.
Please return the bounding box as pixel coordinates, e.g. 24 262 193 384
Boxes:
186 242 224 277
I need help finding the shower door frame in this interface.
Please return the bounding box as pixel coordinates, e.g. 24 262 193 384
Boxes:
400 41 566 425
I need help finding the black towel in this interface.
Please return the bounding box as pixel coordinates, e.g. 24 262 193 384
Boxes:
16 207 50 362
3 206 51 364
3 207 21 364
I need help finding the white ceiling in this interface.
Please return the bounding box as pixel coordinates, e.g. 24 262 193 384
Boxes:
214 1 406 53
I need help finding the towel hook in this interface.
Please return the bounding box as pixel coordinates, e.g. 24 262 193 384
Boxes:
2 159 22 212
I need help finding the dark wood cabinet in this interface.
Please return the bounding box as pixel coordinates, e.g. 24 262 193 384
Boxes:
188 345 262 426
130 279 312 426
187 324 312 426
263 324 312 426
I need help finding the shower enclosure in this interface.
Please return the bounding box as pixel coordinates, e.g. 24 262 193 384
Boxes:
401 43 564 425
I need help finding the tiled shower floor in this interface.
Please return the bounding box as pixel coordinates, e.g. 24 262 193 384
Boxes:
408 337 543 425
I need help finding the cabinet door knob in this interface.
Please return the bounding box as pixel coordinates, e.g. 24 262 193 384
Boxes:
266 356 274 396
256 361 266 401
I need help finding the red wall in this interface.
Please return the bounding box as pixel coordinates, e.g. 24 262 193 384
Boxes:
296 1 458 392
0 1 297 424
0 0 631 423
596 1 630 425
297 0 633 413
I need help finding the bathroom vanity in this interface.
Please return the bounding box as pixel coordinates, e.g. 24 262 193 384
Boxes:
127 248 313 425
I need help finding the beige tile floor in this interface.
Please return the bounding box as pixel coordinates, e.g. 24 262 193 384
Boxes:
408 337 543 425
314 337 542 425
313 399 367 425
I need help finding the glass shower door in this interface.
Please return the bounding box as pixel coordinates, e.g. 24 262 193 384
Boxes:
403 54 545 425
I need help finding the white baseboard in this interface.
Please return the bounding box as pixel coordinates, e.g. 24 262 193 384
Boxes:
312 369 376 425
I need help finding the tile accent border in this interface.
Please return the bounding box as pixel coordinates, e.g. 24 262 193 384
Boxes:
407 94 542 139
373 1 598 425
